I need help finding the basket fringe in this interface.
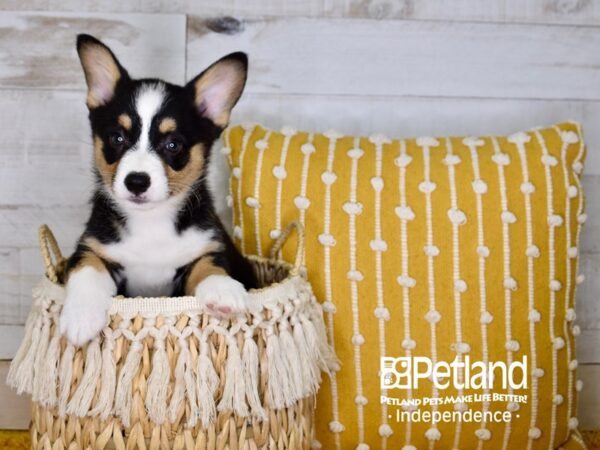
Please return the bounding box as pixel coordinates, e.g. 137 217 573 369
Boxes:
7 311 41 394
293 317 320 396
266 328 291 409
278 322 304 402
196 344 219 428
114 340 143 427
36 333 60 407
89 337 116 420
31 316 51 402
303 311 339 374
241 332 266 419
146 334 170 424
218 335 249 416
169 337 199 426
67 338 102 416
58 344 75 417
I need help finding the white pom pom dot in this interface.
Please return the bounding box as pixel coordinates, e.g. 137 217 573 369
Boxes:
329 421 345 433
455 279 467 293
476 428 491 441
402 338 416 350
477 245 490 257
553 337 565 350
480 311 493 324
425 427 441 441
397 275 416 288
426 310 441 324
550 280 562 291
529 310 541 323
379 424 393 437
505 340 520 352
352 334 365 346
569 417 579 430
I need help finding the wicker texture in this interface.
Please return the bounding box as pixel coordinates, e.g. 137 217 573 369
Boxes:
9 223 336 450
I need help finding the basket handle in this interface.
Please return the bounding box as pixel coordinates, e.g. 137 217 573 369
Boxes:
269 222 304 276
38 224 65 283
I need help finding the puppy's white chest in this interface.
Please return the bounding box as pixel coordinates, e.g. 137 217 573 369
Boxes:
103 215 215 296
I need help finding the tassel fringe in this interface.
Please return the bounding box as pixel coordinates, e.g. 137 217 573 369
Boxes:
67 338 101 416
89 337 116 420
114 340 143 427
145 335 170 424
196 346 219 428
242 332 266 419
218 335 248 416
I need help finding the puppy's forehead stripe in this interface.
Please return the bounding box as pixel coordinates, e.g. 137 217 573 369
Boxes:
159 117 177 134
135 84 165 151
118 113 132 130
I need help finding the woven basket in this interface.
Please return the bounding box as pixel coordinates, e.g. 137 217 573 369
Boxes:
7 222 337 450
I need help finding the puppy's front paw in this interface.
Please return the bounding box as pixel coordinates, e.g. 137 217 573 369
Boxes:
195 275 248 315
59 267 115 346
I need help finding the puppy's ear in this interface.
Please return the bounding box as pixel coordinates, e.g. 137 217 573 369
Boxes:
77 34 129 108
187 52 248 128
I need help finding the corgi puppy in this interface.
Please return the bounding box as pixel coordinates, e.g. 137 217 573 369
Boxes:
60 34 257 346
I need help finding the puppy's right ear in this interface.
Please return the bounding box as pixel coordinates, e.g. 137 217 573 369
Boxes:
77 34 129 108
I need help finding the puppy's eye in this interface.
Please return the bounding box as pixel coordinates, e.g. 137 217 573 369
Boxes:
164 138 183 153
108 131 126 149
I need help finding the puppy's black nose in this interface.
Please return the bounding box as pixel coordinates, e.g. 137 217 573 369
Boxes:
124 172 151 195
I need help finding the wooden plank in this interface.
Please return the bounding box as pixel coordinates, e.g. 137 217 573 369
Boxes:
187 17 600 101
578 253 600 331
579 364 600 429
0 166 92 206
0 90 89 169
346 0 600 25
581 176 600 253
0 326 24 360
0 12 186 90
0 247 53 326
42 0 341 17
0 205 86 249
0 361 30 430
0 249 20 326
0 359 598 430
578 330 600 365
4 0 600 27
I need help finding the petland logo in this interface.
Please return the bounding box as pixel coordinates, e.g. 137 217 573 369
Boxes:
381 356 528 390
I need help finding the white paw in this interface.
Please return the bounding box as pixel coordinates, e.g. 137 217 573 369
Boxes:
59 267 115 346
195 274 248 315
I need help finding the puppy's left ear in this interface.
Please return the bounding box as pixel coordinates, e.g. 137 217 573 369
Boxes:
187 52 248 128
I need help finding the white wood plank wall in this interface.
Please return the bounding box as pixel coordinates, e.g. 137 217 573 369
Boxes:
0 0 598 429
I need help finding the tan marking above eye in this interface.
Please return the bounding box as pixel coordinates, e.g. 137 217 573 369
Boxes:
159 117 177 134
118 113 132 130
166 143 205 195
94 135 118 188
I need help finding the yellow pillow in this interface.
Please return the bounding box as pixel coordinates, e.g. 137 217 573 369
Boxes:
224 122 587 449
